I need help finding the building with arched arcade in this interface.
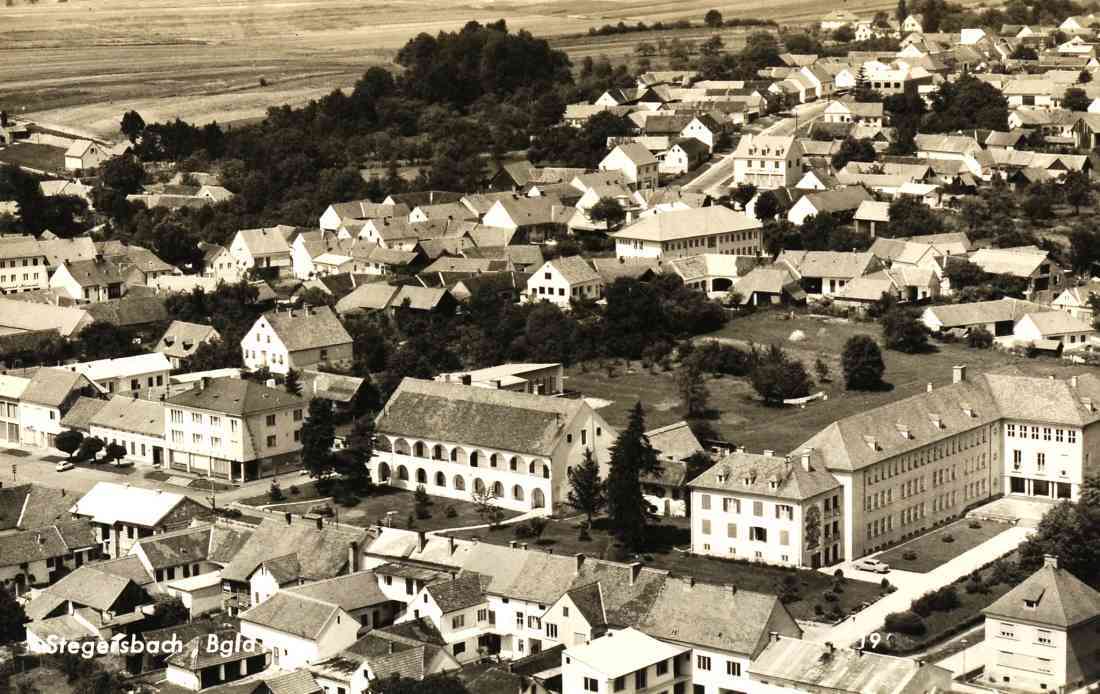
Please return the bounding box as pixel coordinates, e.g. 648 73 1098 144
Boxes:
370 378 617 513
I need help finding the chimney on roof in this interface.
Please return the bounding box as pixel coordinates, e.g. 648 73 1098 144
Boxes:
800 448 813 472
953 364 967 383
520 542 528 551
348 541 359 574
417 531 427 552
491 379 502 389
688 576 695 588
826 641 835 653
1044 554 1059 569
575 553 585 574
629 562 642 586
315 516 323 530
448 536 456 556
926 382 933 393
509 541 517 549
763 449 775 457
1072 375 1079 388
199 377 209 392
1084 397 1095 413
460 374 472 386
285 512 292 525
728 583 737 595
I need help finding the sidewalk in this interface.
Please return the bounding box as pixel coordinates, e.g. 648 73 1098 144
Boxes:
803 526 1032 646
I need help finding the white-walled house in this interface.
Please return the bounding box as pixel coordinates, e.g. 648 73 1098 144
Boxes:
87 396 167 467
50 258 126 302
228 226 294 275
732 135 804 189
69 481 209 559
398 574 490 663
688 449 844 568
1012 311 1095 350
611 207 762 260
239 590 361 670
164 376 305 482
241 306 353 375
371 378 617 513
64 140 110 171
562 628 691 694
599 143 659 191
525 256 603 308
65 352 171 398
981 555 1100 693
20 368 94 451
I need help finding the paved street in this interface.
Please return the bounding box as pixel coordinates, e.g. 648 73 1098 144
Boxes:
802 526 1033 646
0 445 285 506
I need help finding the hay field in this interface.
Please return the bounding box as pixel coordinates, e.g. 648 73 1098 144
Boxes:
0 0 1000 139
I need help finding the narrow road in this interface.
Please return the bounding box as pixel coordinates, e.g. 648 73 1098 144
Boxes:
801 526 1032 646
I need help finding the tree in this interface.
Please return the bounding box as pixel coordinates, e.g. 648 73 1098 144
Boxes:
589 196 626 229
1064 87 1091 112
147 595 189 629
1064 170 1094 215
927 76 1009 132
755 190 781 222
98 155 146 195
732 183 758 209
896 0 908 21
104 442 127 463
1070 225 1100 275
1010 45 1038 60
814 356 830 383
0 583 27 644
750 344 812 405
55 430 84 459
568 448 606 523
471 485 505 528
1023 183 1054 222
700 34 725 57
967 326 993 349
841 335 886 391
881 307 930 353
77 436 104 462
677 355 710 417
1017 475 1100 584
830 137 876 170
833 25 855 43
1081 69 1093 84
284 368 303 396
884 197 945 237
119 110 146 142
704 9 723 27
301 399 336 479
606 403 661 551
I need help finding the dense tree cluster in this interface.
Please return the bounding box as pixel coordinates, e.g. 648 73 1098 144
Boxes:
0 164 89 237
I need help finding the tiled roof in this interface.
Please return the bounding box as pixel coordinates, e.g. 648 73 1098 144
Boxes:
425 573 488 613
23 367 87 407
240 590 340 640
637 578 788 655
547 256 601 284
285 571 389 613
376 378 586 457
984 558 1100 628
732 266 804 302
261 305 351 353
751 636 939 693
689 449 840 500
60 258 125 287
0 297 90 336
777 250 880 280
156 320 218 359
613 207 761 243
134 525 212 570
565 582 606 627
0 483 73 531
236 227 292 256
167 377 304 416
84 295 169 328
1021 310 1094 335
0 525 72 567
645 421 704 462
923 298 1049 328
220 516 365 583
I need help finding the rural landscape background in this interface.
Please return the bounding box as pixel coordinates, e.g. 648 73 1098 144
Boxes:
1 0 1000 139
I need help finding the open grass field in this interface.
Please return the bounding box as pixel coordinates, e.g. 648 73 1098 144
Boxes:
1 0 1002 139
568 309 1094 455
876 519 1012 574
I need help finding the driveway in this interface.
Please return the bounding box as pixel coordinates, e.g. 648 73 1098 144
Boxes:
802 526 1032 646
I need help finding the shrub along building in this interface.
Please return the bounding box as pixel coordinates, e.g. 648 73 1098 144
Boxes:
369 378 617 513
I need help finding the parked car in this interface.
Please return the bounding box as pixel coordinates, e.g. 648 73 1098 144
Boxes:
855 558 890 574
55 461 74 472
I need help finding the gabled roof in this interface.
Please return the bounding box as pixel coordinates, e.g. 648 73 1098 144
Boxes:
167 376 304 416
924 298 1049 328
260 305 351 352
0 297 91 337
23 367 88 407
235 227 293 256
0 522 95 568
984 557 1100 628
156 320 219 359
968 246 1051 277
776 250 880 280
566 628 686 680
220 516 366 583
795 187 875 214
544 256 601 284
855 200 891 223
613 207 760 243
88 395 165 437
376 378 588 457
70 482 198 527
751 636 944 693
1021 310 1094 335
0 483 73 531
645 421 704 462
732 266 805 302
425 573 488 613
689 449 839 500
240 590 342 640
84 295 169 328
134 525 214 570
285 571 389 613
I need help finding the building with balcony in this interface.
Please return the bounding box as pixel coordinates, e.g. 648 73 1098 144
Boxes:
164 376 306 482
371 378 617 513
688 448 844 568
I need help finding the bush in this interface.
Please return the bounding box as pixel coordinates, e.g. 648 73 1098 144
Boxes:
966 577 990 594
822 591 838 602
416 505 431 519
968 520 982 529
990 559 1023 585
529 517 548 537
833 568 844 579
813 604 824 616
513 523 533 539
884 610 927 635
911 585 960 616
942 533 955 543
269 480 285 502
902 550 917 561
445 505 458 518
289 485 300 496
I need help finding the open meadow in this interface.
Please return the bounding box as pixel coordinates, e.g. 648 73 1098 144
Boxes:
567 310 1095 455
1 0 1003 138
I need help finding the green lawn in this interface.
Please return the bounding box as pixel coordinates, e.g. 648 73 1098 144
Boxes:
876 519 1012 574
243 484 521 532
444 516 885 621
568 309 1094 455
884 580 1015 654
